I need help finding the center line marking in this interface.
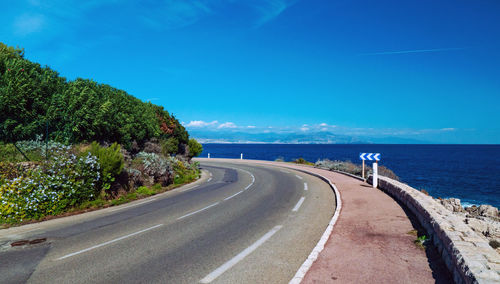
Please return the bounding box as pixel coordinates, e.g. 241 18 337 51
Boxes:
292 197 306 212
295 174 303 180
177 202 220 220
199 225 283 283
56 224 163 260
304 183 308 191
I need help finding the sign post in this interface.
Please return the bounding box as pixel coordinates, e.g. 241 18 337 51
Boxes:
208 153 210 159
359 153 381 187
240 153 243 160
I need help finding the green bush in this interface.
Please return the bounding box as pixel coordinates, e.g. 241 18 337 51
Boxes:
161 137 178 155
136 186 155 196
86 142 124 191
0 151 101 223
188 138 203 158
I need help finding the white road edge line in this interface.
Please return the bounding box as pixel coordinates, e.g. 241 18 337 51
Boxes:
279 169 289 173
180 184 199 192
224 190 244 201
239 169 255 190
56 224 163 260
207 178 212 182
292 197 306 212
295 174 303 180
109 198 157 212
289 174 342 284
199 225 283 283
177 202 220 220
303 182 308 191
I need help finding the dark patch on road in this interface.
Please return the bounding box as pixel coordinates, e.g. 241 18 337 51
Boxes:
0 244 50 284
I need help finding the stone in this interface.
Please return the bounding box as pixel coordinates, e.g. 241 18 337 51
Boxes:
479 205 499 218
440 198 465 213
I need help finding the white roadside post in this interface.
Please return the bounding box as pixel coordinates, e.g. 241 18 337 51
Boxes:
208 153 210 159
373 161 378 188
240 153 243 160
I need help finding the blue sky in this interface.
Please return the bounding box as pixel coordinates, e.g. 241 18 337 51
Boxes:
1 0 499 143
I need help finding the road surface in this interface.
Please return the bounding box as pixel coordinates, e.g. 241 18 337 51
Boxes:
0 161 335 283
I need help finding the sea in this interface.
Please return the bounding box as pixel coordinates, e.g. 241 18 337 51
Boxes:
200 144 500 208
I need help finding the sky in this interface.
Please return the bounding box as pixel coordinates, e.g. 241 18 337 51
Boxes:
1 0 499 143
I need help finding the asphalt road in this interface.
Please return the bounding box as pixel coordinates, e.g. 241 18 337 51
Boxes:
0 161 335 284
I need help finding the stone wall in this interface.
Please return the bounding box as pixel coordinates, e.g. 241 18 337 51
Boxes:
368 175 500 284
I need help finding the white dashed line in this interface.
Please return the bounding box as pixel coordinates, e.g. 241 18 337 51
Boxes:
56 224 163 260
292 197 306 212
303 183 308 191
295 174 303 180
177 202 220 220
199 225 283 283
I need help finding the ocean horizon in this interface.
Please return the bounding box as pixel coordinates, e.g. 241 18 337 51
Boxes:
201 143 500 208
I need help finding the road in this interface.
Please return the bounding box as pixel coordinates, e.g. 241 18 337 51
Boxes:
0 161 335 284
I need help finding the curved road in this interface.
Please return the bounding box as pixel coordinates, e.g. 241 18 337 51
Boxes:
0 161 335 284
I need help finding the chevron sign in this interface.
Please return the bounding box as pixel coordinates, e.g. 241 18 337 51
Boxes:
359 153 381 161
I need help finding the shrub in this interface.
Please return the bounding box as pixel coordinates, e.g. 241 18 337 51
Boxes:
187 138 203 158
136 186 155 196
275 156 285 162
161 137 178 156
0 152 101 223
292 158 314 166
85 142 124 191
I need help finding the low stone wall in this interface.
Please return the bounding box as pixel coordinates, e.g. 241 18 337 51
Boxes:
368 175 500 284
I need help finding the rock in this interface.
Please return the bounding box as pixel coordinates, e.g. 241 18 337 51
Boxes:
440 198 464 213
478 205 498 218
466 218 489 235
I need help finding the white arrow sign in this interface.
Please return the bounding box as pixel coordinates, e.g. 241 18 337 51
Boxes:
359 153 381 161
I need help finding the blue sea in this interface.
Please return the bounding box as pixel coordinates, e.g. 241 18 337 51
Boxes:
201 144 500 208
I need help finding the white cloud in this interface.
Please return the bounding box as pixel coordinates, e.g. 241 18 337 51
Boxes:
319 123 328 127
440 128 456 132
186 120 218 127
218 122 237 129
247 125 256 128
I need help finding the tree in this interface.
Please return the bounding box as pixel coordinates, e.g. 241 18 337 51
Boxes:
187 138 203 158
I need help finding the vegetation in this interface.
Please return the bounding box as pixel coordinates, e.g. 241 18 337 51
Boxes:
414 235 429 249
315 159 399 180
0 43 203 226
187 138 203 158
292 157 314 166
0 42 189 151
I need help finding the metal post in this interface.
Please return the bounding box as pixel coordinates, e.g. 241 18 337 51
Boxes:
373 161 378 188
240 153 243 160
362 160 365 180
208 153 210 159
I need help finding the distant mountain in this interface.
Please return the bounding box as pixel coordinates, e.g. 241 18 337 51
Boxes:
189 130 431 144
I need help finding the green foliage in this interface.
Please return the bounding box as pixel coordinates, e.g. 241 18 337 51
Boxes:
173 160 200 185
0 151 101 224
293 157 314 166
414 235 428 249
85 142 124 191
188 138 203 158
136 186 156 196
0 42 189 152
161 137 179 155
